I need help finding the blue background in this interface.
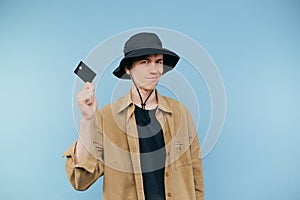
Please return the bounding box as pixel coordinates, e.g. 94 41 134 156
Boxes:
1 0 299 199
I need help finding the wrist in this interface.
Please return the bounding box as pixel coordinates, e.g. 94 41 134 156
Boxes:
81 116 95 124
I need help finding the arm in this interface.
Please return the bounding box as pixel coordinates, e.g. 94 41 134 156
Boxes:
63 82 104 190
187 110 204 200
74 82 99 164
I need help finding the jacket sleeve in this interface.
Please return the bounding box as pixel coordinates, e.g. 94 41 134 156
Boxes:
187 110 205 200
63 110 104 191
63 142 104 191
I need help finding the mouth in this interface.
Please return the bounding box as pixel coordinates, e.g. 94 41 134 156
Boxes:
146 76 159 81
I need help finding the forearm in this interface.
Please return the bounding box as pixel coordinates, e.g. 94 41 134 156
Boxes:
75 118 95 164
65 142 103 191
191 136 204 200
186 110 204 199
64 114 104 191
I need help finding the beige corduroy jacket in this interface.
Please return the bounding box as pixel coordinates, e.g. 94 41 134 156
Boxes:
64 90 204 200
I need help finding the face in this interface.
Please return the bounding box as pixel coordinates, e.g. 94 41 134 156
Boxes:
125 54 163 91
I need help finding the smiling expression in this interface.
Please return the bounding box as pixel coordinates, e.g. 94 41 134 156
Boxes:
125 54 163 91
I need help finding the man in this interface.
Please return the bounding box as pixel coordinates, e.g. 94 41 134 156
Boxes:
64 32 204 200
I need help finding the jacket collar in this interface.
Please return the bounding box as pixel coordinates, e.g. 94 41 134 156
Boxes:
117 89 173 114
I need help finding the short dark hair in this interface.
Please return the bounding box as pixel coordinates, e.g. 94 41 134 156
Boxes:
124 55 149 70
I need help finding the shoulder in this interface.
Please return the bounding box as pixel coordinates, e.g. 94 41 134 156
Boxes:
159 95 191 115
160 95 197 133
96 95 126 116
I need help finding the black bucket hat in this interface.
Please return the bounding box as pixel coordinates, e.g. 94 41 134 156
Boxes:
113 32 180 79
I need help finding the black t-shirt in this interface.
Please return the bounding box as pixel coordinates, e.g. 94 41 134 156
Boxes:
134 105 166 200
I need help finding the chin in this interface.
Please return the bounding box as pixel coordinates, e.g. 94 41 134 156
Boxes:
142 85 157 91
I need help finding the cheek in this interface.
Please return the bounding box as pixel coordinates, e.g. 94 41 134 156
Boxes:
131 68 145 78
158 65 163 74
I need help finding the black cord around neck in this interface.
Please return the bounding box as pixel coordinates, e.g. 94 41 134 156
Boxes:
131 75 154 109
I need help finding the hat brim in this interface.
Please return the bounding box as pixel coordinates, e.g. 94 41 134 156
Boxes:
113 48 180 79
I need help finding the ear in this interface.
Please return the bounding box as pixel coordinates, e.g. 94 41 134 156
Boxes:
125 67 130 75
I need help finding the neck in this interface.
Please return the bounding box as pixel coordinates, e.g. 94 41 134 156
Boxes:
131 86 157 110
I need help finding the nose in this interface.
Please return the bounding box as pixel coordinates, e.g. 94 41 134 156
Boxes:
148 62 160 74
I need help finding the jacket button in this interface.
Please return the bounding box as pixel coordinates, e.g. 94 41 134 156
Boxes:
167 192 172 197
166 172 169 177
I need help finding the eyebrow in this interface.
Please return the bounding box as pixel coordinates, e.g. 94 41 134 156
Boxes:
140 58 163 62
144 55 163 60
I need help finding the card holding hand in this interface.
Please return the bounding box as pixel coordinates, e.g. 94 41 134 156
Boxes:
74 61 96 83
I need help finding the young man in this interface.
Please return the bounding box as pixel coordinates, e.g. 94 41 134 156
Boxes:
64 32 204 200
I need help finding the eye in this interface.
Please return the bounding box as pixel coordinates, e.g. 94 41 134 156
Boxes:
156 60 163 64
141 60 149 64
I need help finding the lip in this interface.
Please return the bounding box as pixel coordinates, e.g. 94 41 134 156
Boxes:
146 77 159 81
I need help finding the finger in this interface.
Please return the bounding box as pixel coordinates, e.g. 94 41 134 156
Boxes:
85 91 95 104
93 95 98 110
83 82 95 91
77 93 94 105
77 91 95 105
77 88 95 100
83 88 95 94
86 98 93 105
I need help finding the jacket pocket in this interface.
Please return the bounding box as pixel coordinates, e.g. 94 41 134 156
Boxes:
173 137 192 168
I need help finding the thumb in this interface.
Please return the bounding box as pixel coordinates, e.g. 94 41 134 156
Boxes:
93 96 98 111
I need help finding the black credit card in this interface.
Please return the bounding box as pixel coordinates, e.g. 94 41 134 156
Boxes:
74 61 96 83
